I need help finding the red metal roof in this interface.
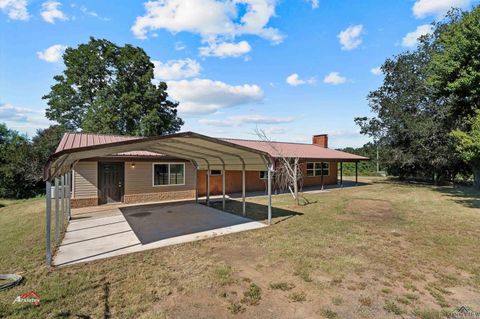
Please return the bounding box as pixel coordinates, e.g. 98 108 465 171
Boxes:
223 138 368 161
55 132 368 161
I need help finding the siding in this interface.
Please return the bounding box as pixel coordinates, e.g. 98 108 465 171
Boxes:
73 161 98 199
124 161 195 195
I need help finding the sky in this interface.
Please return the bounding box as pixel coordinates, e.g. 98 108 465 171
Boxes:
0 0 478 148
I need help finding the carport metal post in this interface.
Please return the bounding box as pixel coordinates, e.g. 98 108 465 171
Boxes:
267 165 272 225
61 174 65 228
45 180 52 266
222 164 226 210
67 172 71 220
242 164 246 216
54 177 59 241
206 166 210 206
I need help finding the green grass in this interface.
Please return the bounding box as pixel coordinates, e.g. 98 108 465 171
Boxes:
1 178 480 318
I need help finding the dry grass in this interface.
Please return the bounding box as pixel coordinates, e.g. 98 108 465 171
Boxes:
1 177 480 318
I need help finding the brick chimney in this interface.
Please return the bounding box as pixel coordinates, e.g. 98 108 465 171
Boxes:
312 134 328 148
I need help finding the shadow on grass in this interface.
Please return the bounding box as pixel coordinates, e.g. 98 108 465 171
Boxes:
435 185 480 209
372 177 480 209
209 200 303 224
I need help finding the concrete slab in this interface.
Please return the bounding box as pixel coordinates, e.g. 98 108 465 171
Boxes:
53 203 266 267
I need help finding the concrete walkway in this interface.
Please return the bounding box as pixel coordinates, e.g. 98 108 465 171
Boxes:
53 203 266 267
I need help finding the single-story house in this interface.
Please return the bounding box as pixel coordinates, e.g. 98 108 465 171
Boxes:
47 131 368 209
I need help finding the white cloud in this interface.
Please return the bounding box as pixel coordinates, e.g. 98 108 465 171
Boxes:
199 40 251 58
0 103 44 122
412 0 471 18
323 72 347 85
131 0 283 44
41 1 68 23
37 44 67 63
265 127 287 134
402 24 433 47
167 78 264 114
0 0 29 20
79 5 108 21
370 66 382 76
175 41 186 51
337 24 364 50
306 0 319 9
153 59 201 80
199 115 293 126
286 73 316 86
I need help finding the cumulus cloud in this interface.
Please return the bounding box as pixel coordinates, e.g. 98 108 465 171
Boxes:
323 72 347 85
0 0 29 20
199 115 293 127
402 24 433 47
37 44 67 63
167 78 264 114
131 0 283 44
199 40 251 58
175 41 186 51
153 59 201 80
337 24 364 50
412 0 471 18
370 67 382 76
41 1 68 23
286 73 316 86
0 103 45 123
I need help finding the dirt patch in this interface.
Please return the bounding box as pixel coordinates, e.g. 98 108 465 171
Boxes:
342 199 395 222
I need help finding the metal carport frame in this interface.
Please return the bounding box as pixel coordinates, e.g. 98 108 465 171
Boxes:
43 132 275 266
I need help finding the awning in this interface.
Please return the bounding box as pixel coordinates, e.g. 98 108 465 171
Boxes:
44 132 273 181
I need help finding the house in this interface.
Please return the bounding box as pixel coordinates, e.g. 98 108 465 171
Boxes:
49 132 368 209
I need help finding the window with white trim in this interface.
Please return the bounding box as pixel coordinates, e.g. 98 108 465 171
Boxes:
306 162 329 177
153 163 185 186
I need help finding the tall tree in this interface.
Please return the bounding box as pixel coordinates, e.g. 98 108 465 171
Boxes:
428 7 480 185
43 37 183 136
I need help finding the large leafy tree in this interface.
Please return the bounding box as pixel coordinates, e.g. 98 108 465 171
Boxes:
428 7 480 185
43 37 183 136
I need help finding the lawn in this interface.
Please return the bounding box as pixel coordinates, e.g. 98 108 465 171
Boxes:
0 177 480 318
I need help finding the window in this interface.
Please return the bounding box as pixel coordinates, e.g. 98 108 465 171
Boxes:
306 162 329 177
210 170 222 176
153 163 185 186
259 171 267 179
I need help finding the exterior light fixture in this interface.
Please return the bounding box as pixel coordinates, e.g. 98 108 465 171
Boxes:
131 163 135 168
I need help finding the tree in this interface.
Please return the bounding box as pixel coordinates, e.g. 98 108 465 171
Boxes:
428 7 480 184
451 112 480 187
31 125 67 181
43 37 183 136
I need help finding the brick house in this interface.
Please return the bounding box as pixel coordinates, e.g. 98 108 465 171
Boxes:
48 132 368 209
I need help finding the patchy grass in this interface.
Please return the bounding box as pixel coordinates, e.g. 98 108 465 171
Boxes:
287 291 306 302
1 178 480 318
269 281 295 291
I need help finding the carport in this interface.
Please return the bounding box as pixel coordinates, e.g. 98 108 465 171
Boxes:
44 132 275 266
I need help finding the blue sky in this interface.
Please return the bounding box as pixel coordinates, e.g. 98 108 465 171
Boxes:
0 0 478 148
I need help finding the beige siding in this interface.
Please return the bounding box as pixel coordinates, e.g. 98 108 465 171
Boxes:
124 161 195 195
73 161 98 199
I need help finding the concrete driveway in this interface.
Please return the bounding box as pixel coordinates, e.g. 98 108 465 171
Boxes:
53 202 266 267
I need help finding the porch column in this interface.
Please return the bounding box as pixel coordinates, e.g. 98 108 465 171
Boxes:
222 164 226 210
67 172 71 220
206 166 210 206
340 161 343 187
61 174 65 228
242 164 246 216
267 165 272 225
355 161 358 185
321 162 324 190
46 180 52 266
54 177 59 241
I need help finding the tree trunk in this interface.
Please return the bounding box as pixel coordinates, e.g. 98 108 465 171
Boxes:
473 166 480 189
